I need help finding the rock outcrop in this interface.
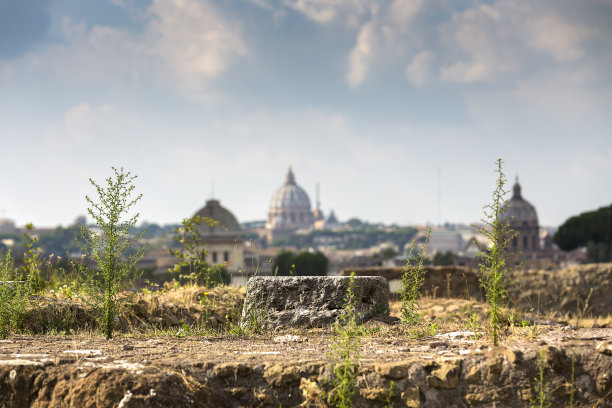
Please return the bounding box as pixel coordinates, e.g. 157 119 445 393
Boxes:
241 276 389 328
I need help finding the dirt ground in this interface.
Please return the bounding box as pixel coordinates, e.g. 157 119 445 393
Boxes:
1 296 611 408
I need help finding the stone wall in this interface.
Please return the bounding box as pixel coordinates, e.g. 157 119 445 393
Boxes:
340 266 483 300
342 263 612 317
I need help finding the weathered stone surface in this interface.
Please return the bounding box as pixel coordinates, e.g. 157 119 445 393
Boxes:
540 345 568 371
596 340 612 356
300 378 326 407
214 363 252 379
241 276 389 328
427 359 461 389
264 364 301 386
466 385 513 405
502 348 523 364
374 362 409 379
486 356 503 385
359 387 388 400
596 372 611 395
465 365 481 384
401 386 420 408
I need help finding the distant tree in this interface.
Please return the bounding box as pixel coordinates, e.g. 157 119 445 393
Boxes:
586 242 612 263
272 250 328 276
433 251 455 266
380 247 398 259
554 204 612 262
346 218 363 229
37 226 81 256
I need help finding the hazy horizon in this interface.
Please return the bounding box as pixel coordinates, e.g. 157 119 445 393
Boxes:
1 0 611 229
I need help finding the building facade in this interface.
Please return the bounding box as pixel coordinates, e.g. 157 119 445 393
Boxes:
193 199 244 273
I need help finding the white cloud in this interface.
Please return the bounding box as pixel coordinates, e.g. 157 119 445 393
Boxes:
3 0 246 101
346 21 376 87
63 103 117 143
405 50 434 86
285 0 372 25
278 0 603 87
527 15 594 62
146 0 247 86
512 67 602 117
439 1 595 83
344 0 425 87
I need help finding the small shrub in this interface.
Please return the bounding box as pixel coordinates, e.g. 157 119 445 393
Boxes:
169 215 228 287
0 251 30 338
399 229 431 325
76 167 147 339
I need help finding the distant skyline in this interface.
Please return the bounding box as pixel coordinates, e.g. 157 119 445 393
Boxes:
1 0 611 228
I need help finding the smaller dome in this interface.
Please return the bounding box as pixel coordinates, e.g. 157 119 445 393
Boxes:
502 179 538 226
193 199 242 237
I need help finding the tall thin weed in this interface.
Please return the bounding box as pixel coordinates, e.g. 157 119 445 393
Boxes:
476 159 518 346
400 229 431 325
328 272 361 408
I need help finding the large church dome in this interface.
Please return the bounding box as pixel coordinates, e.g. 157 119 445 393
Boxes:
269 169 312 210
266 168 314 236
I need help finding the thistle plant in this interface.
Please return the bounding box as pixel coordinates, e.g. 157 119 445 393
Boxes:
76 167 147 339
399 228 431 325
476 159 518 346
329 272 361 408
0 251 30 338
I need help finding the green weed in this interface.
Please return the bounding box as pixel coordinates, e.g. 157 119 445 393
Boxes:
329 272 361 408
570 352 575 408
169 215 228 287
463 313 481 331
76 167 147 339
380 380 395 408
23 223 44 293
476 159 518 346
399 229 431 325
530 349 551 408
0 251 31 338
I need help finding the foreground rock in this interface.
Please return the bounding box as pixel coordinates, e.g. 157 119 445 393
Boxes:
241 276 389 328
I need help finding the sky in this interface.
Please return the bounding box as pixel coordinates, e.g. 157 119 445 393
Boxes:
0 0 611 229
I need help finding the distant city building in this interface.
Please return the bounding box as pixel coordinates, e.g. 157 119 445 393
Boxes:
427 229 465 255
324 210 341 230
193 199 244 273
266 168 314 242
502 178 540 253
74 215 87 226
0 218 16 234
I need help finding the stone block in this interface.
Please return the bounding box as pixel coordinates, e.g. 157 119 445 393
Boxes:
241 276 389 328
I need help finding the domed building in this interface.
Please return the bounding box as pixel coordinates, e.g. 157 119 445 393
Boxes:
266 168 314 241
192 199 244 272
502 178 540 253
